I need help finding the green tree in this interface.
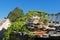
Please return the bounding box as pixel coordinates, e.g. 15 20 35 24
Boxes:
43 18 50 22
7 7 24 22
3 21 35 40
26 10 47 19
3 21 24 40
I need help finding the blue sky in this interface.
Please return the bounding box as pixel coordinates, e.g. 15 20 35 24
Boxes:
0 0 60 18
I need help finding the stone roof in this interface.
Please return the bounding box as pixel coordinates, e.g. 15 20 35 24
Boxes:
47 13 60 16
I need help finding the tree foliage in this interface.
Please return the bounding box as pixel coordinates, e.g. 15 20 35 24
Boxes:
3 21 24 40
3 21 35 40
43 18 50 22
7 7 24 22
26 10 47 19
